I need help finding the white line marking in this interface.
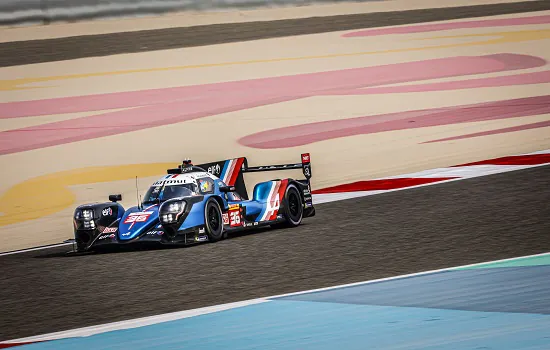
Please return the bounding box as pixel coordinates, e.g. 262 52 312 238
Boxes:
268 251 550 298
0 243 72 257
525 149 550 155
2 251 548 345
382 164 540 179
1 299 270 344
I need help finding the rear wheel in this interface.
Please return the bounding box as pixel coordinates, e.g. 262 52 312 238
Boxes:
204 199 224 242
277 184 304 228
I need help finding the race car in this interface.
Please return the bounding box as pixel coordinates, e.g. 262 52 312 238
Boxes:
70 153 315 252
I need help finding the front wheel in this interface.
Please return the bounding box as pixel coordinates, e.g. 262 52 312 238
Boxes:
204 199 224 242
277 184 304 228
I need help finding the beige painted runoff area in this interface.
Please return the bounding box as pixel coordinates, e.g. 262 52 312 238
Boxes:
0 8 549 252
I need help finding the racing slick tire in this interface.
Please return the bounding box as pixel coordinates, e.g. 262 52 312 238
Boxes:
204 198 224 242
275 183 304 228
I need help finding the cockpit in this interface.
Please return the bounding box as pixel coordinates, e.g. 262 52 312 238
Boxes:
142 183 198 205
141 176 216 205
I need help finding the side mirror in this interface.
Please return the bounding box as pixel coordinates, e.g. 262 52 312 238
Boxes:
219 185 235 193
109 194 122 202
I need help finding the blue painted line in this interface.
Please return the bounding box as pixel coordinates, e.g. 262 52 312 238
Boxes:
18 301 550 349
275 265 550 314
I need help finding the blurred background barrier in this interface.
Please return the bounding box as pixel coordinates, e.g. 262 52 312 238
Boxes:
0 0 379 26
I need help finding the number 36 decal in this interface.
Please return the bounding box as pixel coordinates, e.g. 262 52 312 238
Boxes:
229 211 241 227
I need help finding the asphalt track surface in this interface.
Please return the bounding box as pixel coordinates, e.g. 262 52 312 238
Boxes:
2 0 550 67
0 166 549 341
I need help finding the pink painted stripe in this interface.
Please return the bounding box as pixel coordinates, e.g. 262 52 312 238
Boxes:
239 95 550 149
0 53 540 119
325 70 550 95
343 14 550 37
425 120 550 143
0 95 301 155
0 54 544 155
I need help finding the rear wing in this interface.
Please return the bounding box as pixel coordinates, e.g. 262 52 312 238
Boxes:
196 153 312 200
243 153 312 182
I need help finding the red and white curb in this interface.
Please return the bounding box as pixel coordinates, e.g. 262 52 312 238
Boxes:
311 149 550 204
1 148 549 258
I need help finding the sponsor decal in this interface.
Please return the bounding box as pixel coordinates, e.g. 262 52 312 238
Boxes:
228 204 240 210
207 164 221 176
98 233 115 240
301 153 310 163
195 235 208 242
164 179 185 185
146 230 163 235
123 211 153 228
253 222 259 226
121 232 131 236
102 227 117 233
102 207 113 216
255 165 295 171
198 227 205 234
222 213 229 225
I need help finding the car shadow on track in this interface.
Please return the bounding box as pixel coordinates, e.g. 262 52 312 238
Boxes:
32 224 307 259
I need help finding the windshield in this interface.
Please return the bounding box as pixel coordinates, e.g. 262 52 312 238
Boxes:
142 183 198 204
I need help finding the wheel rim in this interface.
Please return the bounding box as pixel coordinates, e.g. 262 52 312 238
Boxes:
208 206 220 231
288 191 301 217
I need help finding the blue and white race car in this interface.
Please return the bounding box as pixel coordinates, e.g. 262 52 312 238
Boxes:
71 154 315 252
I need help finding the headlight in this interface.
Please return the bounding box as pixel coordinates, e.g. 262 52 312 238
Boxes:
160 200 185 224
82 209 93 220
75 209 95 229
75 209 94 220
82 219 96 229
166 202 183 213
